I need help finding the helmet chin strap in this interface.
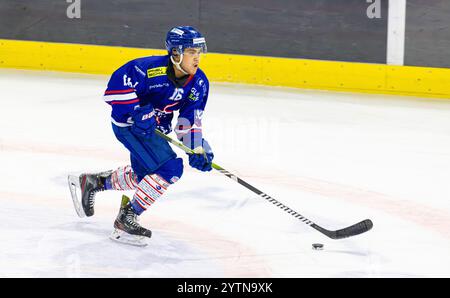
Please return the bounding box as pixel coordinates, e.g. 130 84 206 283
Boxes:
170 53 189 76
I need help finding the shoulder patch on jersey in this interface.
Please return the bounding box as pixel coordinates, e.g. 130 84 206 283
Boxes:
147 67 167 78
195 77 208 94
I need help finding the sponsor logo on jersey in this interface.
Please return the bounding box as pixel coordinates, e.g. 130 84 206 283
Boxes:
147 67 167 78
134 65 146 77
189 87 200 101
197 78 207 93
149 83 170 90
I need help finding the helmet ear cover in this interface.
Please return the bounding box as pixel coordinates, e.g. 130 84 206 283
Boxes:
171 48 181 57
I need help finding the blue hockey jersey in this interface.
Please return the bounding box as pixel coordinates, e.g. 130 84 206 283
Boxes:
103 55 209 145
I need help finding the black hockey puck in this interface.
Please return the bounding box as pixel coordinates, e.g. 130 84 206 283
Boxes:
312 243 324 250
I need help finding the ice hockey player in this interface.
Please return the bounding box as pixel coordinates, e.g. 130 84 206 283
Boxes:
73 26 214 245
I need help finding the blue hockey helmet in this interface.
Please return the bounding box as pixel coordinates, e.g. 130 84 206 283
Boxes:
165 26 207 55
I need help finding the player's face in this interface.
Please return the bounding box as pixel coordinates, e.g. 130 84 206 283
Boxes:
181 48 202 75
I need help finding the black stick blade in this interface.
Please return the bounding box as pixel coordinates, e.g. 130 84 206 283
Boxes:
312 219 373 240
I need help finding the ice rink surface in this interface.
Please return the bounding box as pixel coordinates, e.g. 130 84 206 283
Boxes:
1 69 450 277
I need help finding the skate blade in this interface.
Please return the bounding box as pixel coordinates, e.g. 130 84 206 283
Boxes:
109 229 149 247
68 174 86 218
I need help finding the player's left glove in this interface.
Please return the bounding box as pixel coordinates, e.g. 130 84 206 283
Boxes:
130 104 157 139
188 139 214 172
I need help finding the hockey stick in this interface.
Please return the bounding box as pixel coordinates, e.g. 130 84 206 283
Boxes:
155 130 373 239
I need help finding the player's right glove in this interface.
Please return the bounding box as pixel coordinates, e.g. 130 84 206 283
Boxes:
130 104 157 139
188 138 214 172
156 122 172 135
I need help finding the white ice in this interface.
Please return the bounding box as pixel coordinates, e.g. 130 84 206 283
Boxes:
1 69 449 277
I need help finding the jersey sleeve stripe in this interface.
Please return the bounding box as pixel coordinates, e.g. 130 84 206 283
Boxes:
174 127 190 135
103 92 138 102
104 88 135 95
174 124 202 136
110 99 140 105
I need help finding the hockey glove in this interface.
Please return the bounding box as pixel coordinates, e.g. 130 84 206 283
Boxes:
131 105 157 139
188 138 214 172
156 122 172 135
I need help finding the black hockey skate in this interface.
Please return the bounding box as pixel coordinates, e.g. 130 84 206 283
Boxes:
68 170 112 218
110 195 152 247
